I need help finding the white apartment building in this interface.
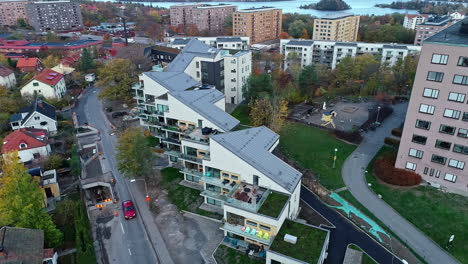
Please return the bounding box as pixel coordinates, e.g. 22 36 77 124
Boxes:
280 39 422 70
403 14 429 30
168 36 250 50
165 39 251 104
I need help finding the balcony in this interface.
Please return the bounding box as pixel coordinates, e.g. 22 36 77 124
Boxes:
162 137 181 145
143 119 160 126
133 94 144 100
201 189 228 201
180 168 203 177
225 184 270 213
132 82 144 90
221 223 274 245
166 151 202 163
201 175 237 190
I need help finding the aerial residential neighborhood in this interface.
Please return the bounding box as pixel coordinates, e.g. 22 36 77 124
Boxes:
0 1 467 264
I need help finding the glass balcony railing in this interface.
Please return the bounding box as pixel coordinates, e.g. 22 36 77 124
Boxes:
201 189 228 201
180 168 203 177
224 185 271 213
200 175 237 189
132 82 144 90
221 223 274 245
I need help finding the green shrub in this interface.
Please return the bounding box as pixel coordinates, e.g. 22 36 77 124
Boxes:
391 128 402 137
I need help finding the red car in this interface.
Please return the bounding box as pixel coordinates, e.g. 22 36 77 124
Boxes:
122 200 136 220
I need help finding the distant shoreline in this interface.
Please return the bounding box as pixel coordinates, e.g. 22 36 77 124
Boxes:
121 0 293 2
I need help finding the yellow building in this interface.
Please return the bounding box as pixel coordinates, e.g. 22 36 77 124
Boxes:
233 7 282 44
312 13 360 42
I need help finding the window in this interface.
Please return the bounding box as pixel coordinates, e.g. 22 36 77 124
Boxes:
440 124 456 135
429 168 434 176
207 198 222 207
435 140 452 150
457 56 468 67
443 109 461 119
253 175 259 186
431 54 448 64
246 220 257 227
423 167 429 175
34 116 40 120
463 112 468 121
423 88 439 99
412 134 427 145
415 119 431 130
222 173 229 178
453 144 468 155
444 173 457 182
427 71 444 82
19 143 27 149
196 71 200 78
435 170 441 178
448 159 465 170
259 224 271 231
453 75 468 85
408 148 424 158
196 61 200 68
33 153 40 159
419 104 435 114
186 174 199 182
448 92 466 103
231 175 238 180
33 82 39 87
431 154 447 164
406 162 417 171
458 128 468 138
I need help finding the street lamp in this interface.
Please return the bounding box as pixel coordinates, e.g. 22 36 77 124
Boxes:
333 148 338 169
130 178 150 202
376 106 381 123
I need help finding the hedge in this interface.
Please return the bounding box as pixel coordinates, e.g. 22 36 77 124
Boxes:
374 157 422 186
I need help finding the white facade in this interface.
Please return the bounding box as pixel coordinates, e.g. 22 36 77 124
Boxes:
11 112 58 133
450 12 465 20
403 15 428 30
280 39 421 70
0 72 16 88
169 36 250 50
20 77 67 99
223 51 251 104
6 144 51 163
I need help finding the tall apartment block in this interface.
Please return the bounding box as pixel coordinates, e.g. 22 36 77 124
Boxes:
233 7 282 44
312 13 360 42
170 4 237 33
403 14 429 30
26 1 83 32
414 16 453 46
396 19 468 195
280 39 421 70
0 0 29 26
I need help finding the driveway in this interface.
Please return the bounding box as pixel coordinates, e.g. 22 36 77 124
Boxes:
341 103 460 264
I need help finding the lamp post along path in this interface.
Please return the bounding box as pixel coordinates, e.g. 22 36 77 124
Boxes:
333 148 338 169
130 178 150 202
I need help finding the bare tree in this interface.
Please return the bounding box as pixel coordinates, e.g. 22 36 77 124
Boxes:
115 44 153 72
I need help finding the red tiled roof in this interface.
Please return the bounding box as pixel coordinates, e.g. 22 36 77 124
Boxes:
406 14 429 19
33 68 64 86
17 57 40 68
2 128 48 154
0 65 13 77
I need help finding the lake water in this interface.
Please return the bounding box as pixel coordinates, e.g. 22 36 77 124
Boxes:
96 0 419 16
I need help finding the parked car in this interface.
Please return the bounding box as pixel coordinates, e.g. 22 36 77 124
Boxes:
122 200 136 220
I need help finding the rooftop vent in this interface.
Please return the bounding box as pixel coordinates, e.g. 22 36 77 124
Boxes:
284 234 297 244
459 19 468 34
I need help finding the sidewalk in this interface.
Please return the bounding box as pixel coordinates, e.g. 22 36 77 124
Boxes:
129 179 175 264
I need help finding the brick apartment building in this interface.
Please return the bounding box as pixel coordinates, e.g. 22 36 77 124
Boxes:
170 4 237 33
396 19 468 195
26 0 83 32
414 15 454 46
0 0 29 26
233 7 282 44
312 13 360 42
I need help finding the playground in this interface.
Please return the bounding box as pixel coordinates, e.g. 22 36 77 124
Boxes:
290 101 373 132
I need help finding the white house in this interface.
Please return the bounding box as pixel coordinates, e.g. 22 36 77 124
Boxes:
0 65 16 88
1 128 51 163
10 99 58 133
449 12 465 20
403 14 429 30
20 68 66 99
168 36 250 50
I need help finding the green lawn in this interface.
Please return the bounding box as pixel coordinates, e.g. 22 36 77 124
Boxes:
367 147 468 263
348 244 377 264
270 220 328 264
257 192 289 218
145 135 160 147
161 168 222 219
231 104 251 126
279 122 357 190
214 245 264 264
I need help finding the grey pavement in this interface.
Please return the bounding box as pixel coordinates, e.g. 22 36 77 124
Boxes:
341 102 460 264
74 87 173 264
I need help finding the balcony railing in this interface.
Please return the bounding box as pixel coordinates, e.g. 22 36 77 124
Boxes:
180 168 203 177
225 185 271 213
200 175 237 190
201 189 228 201
221 223 274 245
143 119 160 126
132 82 144 90
166 151 202 163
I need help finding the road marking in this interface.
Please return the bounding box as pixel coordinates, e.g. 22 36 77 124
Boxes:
120 222 125 234
128 248 132 255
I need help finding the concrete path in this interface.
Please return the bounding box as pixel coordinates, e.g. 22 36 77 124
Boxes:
341 103 460 264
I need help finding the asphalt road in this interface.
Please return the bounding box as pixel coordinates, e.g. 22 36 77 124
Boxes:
341 103 460 264
301 186 403 264
74 87 159 264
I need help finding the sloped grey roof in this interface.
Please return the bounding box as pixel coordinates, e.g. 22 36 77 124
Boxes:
173 89 239 132
166 39 219 72
382 44 408 50
172 38 191 45
335 42 358 47
0 226 44 264
217 37 243 42
144 71 199 93
211 126 302 192
286 40 314 46
20 99 56 123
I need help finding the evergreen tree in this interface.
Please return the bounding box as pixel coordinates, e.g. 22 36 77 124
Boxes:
80 48 95 72
117 127 155 178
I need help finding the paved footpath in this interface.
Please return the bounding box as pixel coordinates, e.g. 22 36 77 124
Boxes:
341 103 460 264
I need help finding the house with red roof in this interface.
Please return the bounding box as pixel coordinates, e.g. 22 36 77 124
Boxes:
16 57 43 73
0 65 16 88
403 14 429 30
1 128 51 163
20 68 67 99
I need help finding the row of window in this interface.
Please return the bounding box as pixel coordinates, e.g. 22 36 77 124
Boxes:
423 88 467 103
412 134 468 155
405 162 458 183
415 119 468 138
419 104 468 121
426 71 468 85
431 54 468 67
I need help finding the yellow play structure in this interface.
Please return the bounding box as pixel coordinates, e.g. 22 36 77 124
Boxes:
321 110 337 128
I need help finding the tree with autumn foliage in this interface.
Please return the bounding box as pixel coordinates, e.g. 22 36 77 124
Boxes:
0 152 63 247
300 29 310 39
98 58 137 101
279 32 291 39
42 54 61 68
249 97 288 133
116 127 156 179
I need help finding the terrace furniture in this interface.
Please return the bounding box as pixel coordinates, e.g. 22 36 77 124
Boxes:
263 232 270 240
244 187 251 193
250 228 257 236
244 227 251 233
230 182 236 187
256 231 263 238
231 238 238 246
241 226 246 232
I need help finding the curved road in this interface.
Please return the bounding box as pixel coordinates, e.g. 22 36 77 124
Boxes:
341 103 460 264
